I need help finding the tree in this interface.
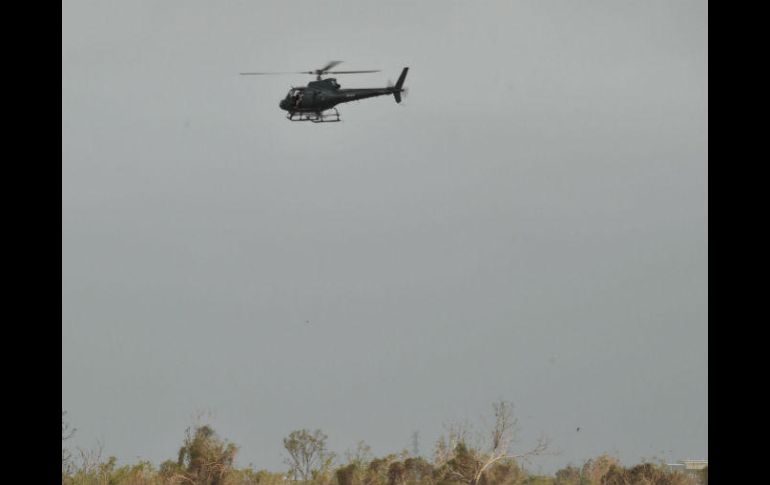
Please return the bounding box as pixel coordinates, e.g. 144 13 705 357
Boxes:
434 422 471 468
337 464 360 485
345 441 373 468
436 401 549 485
403 457 434 485
76 441 105 476
176 424 238 485
336 441 375 485
387 462 406 485
579 454 618 485
553 465 580 485
284 429 335 481
602 463 698 485
365 454 400 485
480 458 523 485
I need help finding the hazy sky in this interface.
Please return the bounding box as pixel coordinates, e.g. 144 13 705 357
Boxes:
62 0 707 474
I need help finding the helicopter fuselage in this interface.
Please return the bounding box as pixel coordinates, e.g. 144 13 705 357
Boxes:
279 74 405 113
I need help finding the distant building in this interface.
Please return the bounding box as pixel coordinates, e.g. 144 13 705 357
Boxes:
666 459 707 475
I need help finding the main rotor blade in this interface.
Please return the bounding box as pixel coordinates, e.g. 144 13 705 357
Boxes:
239 63 378 77
239 71 306 75
326 70 381 74
318 60 343 72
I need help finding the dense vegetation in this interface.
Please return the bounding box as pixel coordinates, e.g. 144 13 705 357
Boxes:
61 404 705 485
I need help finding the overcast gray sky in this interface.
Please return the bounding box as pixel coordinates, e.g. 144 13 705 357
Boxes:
62 0 707 474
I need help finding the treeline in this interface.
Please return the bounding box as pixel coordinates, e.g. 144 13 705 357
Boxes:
61 403 706 485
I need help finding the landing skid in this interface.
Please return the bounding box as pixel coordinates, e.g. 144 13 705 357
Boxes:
286 108 341 123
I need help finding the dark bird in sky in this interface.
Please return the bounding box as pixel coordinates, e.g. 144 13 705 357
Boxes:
576 427 581 432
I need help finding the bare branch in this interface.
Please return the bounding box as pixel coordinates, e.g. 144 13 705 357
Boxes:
438 400 550 485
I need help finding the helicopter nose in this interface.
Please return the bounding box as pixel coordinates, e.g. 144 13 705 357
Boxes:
279 99 288 110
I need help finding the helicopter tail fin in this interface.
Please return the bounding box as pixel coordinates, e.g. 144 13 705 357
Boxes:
393 67 408 103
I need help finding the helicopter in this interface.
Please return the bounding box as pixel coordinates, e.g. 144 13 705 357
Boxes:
240 61 408 122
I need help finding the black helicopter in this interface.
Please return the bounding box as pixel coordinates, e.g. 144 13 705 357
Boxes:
240 61 408 122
